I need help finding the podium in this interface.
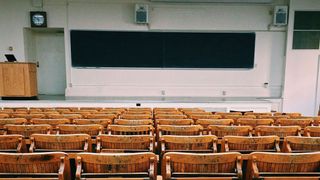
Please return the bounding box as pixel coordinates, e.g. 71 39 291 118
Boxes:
0 62 38 98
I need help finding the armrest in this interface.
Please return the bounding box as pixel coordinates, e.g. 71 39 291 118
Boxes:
212 139 218 153
275 139 281 152
160 138 166 156
149 157 155 180
46 127 51 134
58 157 65 180
149 137 154 153
98 127 103 135
29 137 35 153
83 137 89 152
75 156 82 180
297 129 302 137
165 156 171 180
56 127 60 135
16 137 23 153
248 129 253 137
224 139 230 152
252 156 260 179
305 129 311 137
96 137 101 153
236 156 243 179
107 127 111 135
3 128 7 135
284 141 292 153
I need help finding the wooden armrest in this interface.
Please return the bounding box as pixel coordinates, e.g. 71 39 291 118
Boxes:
165 156 171 180
58 157 65 180
75 156 82 180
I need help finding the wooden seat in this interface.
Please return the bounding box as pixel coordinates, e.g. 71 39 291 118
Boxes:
11 113 46 120
255 125 301 138
208 125 253 138
47 114 83 120
162 152 242 180
274 112 302 118
114 119 154 125
0 152 70 180
283 136 320 153
160 135 218 155
158 125 203 137
155 114 187 119
73 118 111 128
304 126 320 137
107 125 154 135
236 118 274 128
76 152 157 180
244 112 272 116
79 107 103 111
189 115 222 122
196 119 234 129
29 134 92 153
31 118 71 129
96 135 155 153
0 114 9 118
120 114 153 120
221 135 280 153
277 118 313 128
247 152 320 180
4 124 51 138
0 135 26 152
85 113 116 120
311 116 320 125
57 124 103 137
156 119 194 125
0 118 26 130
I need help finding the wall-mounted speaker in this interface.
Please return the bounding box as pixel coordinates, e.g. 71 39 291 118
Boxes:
273 5 288 26
135 4 149 24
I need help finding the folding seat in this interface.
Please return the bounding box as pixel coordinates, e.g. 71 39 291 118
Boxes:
73 118 111 128
57 124 103 138
0 135 26 152
85 113 117 120
11 113 46 120
0 152 70 180
76 152 157 180
107 125 154 136
196 119 234 132
0 118 26 130
47 113 83 120
96 135 155 153
155 114 187 120
304 126 320 137
114 119 153 125
31 118 71 130
162 152 242 180
158 125 203 137
274 112 302 118
247 152 320 180
156 119 194 126
236 118 274 128
120 114 153 120
4 124 51 138
208 125 253 138
0 113 9 118
221 135 280 153
277 118 313 128
255 125 301 139
283 136 320 152
189 114 222 122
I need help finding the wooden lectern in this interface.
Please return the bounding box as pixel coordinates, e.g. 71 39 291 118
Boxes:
0 62 38 98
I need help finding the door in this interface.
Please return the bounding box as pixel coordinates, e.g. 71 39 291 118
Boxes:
35 31 66 95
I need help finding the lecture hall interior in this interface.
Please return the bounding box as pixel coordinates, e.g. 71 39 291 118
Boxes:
0 0 320 179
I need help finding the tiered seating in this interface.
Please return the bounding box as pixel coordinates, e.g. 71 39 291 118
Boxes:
0 107 320 179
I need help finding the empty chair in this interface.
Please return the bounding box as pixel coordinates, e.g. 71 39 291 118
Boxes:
236 118 274 128
96 135 155 153
244 112 272 116
0 152 70 180
11 113 46 120
162 152 242 180
283 136 320 153
221 135 280 153
155 114 187 119
255 125 301 138
304 126 320 137
57 124 103 137
47 113 83 120
311 116 320 126
73 118 111 128
0 118 26 130
189 115 222 122
29 134 92 153
85 113 116 120
208 125 253 138
160 135 218 155
247 152 320 180
156 119 194 125
120 114 152 120
158 125 203 137
114 119 153 125
277 118 313 128
107 125 154 135
31 118 71 129
76 152 157 180
4 124 51 138
79 107 103 111
0 135 26 152
0 114 9 118
274 112 302 118
196 119 234 130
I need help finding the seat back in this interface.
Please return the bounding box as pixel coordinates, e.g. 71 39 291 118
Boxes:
156 119 194 125
283 136 320 153
196 119 234 129
158 125 203 136
107 125 154 135
31 118 71 129
304 126 320 137
155 114 187 119
76 152 157 179
221 135 280 153
120 114 152 120
248 152 320 180
85 114 116 120
236 118 274 128
114 119 154 125
277 118 313 128
57 124 103 137
0 118 26 129
208 125 252 138
162 152 242 180
0 135 26 152
96 135 154 153
160 135 217 154
30 134 92 152
0 152 70 180
73 118 111 128
255 125 301 138
4 124 51 138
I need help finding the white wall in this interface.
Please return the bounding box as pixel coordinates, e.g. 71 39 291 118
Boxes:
282 0 320 116
0 0 288 98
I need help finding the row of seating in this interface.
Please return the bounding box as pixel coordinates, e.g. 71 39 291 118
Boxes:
0 151 319 180
2 123 320 139
3 134 320 154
